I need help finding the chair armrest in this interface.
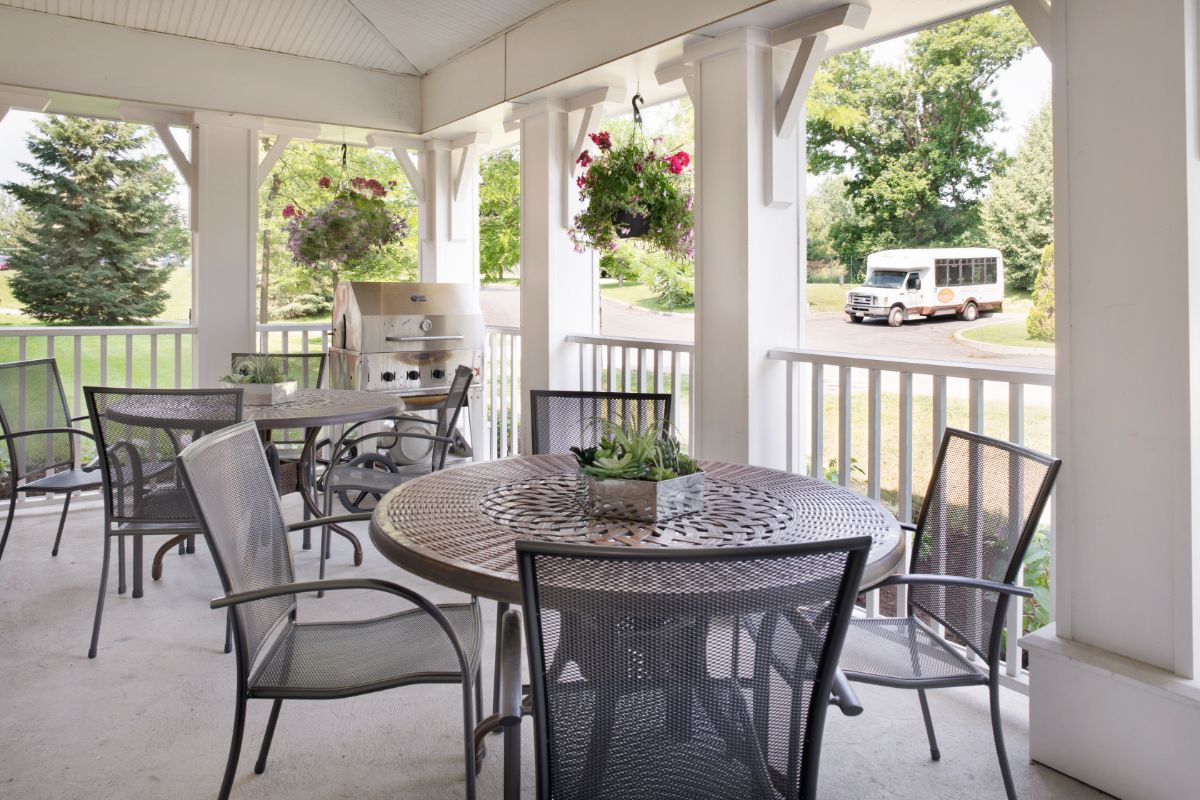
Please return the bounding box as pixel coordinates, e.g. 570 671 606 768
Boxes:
388 414 439 426
212 577 425 608
830 669 863 717
71 413 91 423
900 522 917 533
285 512 372 532
1 426 96 444
875 573 1034 599
498 608 524 726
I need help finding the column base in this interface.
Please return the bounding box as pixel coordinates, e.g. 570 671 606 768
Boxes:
1022 623 1200 799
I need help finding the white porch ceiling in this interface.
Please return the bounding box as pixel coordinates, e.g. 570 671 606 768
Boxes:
0 0 566 75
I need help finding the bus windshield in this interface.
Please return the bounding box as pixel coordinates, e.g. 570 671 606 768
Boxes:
862 271 907 289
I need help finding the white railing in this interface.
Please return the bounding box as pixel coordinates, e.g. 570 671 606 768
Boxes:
256 322 331 354
567 333 696 448
483 326 522 459
0 325 198 419
768 347 1055 690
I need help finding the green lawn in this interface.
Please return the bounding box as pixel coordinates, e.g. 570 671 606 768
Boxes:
600 279 694 313
959 321 1054 349
807 283 849 312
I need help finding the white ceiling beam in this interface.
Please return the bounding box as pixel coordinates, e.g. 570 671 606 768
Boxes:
1010 0 1054 61
118 103 193 127
776 33 828 138
771 3 870 47
0 89 50 126
565 86 625 113
262 121 321 140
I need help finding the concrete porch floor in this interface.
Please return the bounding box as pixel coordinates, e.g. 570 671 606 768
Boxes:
0 496 1110 800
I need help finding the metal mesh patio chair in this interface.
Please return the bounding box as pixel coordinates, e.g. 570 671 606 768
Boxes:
838 428 1061 800
321 363 474 519
502 537 871 800
528 390 673 455
0 358 102 565
85 387 243 658
177 421 482 800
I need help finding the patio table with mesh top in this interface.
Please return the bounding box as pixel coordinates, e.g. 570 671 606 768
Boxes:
106 388 403 586
369 453 904 606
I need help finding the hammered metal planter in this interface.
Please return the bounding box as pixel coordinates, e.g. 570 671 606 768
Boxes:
576 470 705 522
220 380 297 406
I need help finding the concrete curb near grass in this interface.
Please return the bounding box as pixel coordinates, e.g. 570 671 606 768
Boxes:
600 292 693 318
954 321 1054 356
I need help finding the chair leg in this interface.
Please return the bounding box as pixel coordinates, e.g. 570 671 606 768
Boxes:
990 678 1018 800
51 492 72 556
186 534 195 554
88 534 112 659
503 713 522 800
0 487 17 564
474 663 484 726
117 535 126 595
917 689 941 761
492 601 510 716
178 538 185 555
461 675 478 800
224 609 233 654
254 699 283 775
218 693 248 800
132 537 143 599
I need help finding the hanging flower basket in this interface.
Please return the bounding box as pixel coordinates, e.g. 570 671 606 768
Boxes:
568 129 694 261
283 175 409 269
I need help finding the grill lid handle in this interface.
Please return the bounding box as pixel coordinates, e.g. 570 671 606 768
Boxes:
385 334 465 342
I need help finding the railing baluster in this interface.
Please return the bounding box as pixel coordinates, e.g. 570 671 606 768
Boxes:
72 335 82 418
124 335 133 387
867 368 881 502
653 349 664 395
785 360 796 474
499 332 509 458
810 364 823 479
898 371 913 524
150 335 158 389
638 348 648 394
174 333 182 388
838 365 851 487
1007 382 1026 677
99 335 108 386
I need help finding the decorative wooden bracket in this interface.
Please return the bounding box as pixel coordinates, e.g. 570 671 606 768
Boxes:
451 132 488 203
772 4 869 138
367 131 428 202
0 90 49 127
1010 0 1054 62
564 87 623 179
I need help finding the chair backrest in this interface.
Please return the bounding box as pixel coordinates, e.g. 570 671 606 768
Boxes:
229 352 326 389
85 388 243 525
518 538 870 800
909 428 1061 662
431 365 473 470
0 358 75 480
528 390 673 455
177 420 296 668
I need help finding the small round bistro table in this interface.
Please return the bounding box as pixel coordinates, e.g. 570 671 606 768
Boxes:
107 388 403 583
369 453 904 605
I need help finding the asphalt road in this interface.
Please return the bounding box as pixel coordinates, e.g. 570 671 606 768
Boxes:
480 285 1054 370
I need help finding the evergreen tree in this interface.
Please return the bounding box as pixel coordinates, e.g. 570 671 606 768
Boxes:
2 116 182 324
1026 243 1055 342
982 102 1053 291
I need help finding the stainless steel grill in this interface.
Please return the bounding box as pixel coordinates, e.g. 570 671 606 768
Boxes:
327 281 484 397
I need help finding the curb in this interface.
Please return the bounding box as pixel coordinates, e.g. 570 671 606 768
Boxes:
600 293 693 318
954 322 1054 356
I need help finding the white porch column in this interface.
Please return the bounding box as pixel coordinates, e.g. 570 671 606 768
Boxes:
517 99 599 452
418 138 482 288
192 113 258 386
1023 2 1200 797
686 29 805 467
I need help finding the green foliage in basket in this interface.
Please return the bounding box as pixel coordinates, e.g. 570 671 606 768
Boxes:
571 424 698 482
221 354 287 385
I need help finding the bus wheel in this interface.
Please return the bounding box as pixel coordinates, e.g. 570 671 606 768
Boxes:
958 302 979 322
887 306 904 327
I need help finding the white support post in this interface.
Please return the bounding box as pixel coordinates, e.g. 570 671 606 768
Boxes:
408 135 485 285
515 98 599 452
191 112 260 387
1020 2 1200 798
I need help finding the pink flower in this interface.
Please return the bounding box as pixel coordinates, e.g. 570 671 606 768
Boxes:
674 151 691 169
282 204 296 218
318 176 332 188
576 175 587 189
589 131 612 151
576 150 593 168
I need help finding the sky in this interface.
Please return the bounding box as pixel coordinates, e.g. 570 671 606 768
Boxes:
0 36 1051 189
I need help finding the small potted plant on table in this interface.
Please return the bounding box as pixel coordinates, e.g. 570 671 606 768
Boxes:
220 355 296 406
571 426 703 522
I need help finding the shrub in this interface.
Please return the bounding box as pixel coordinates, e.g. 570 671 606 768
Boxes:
643 254 694 309
599 247 639 287
1026 243 1055 342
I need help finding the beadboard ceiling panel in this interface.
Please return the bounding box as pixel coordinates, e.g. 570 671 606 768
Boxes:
0 0 419 74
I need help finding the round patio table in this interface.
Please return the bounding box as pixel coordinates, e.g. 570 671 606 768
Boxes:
369 453 904 604
108 388 403 582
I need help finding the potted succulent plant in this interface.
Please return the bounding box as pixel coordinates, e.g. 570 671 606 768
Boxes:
568 129 694 262
571 425 703 522
220 355 297 406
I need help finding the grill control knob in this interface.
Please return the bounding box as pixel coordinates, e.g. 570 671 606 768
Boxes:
381 371 396 382
431 368 446 380
406 370 421 381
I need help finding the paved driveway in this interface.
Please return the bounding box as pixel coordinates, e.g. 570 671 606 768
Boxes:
480 285 1054 370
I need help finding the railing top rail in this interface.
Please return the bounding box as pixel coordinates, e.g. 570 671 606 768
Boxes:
256 322 332 332
486 325 521 335
767 347 1055 386
567 332 694 352
0 325 198 336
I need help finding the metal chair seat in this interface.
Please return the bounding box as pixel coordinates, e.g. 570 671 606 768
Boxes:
839 617 986 688
250 602 481 699
325 458 472 493
19 467 102 493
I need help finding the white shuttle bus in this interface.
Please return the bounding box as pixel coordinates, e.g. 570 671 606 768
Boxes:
844 247 1004 327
